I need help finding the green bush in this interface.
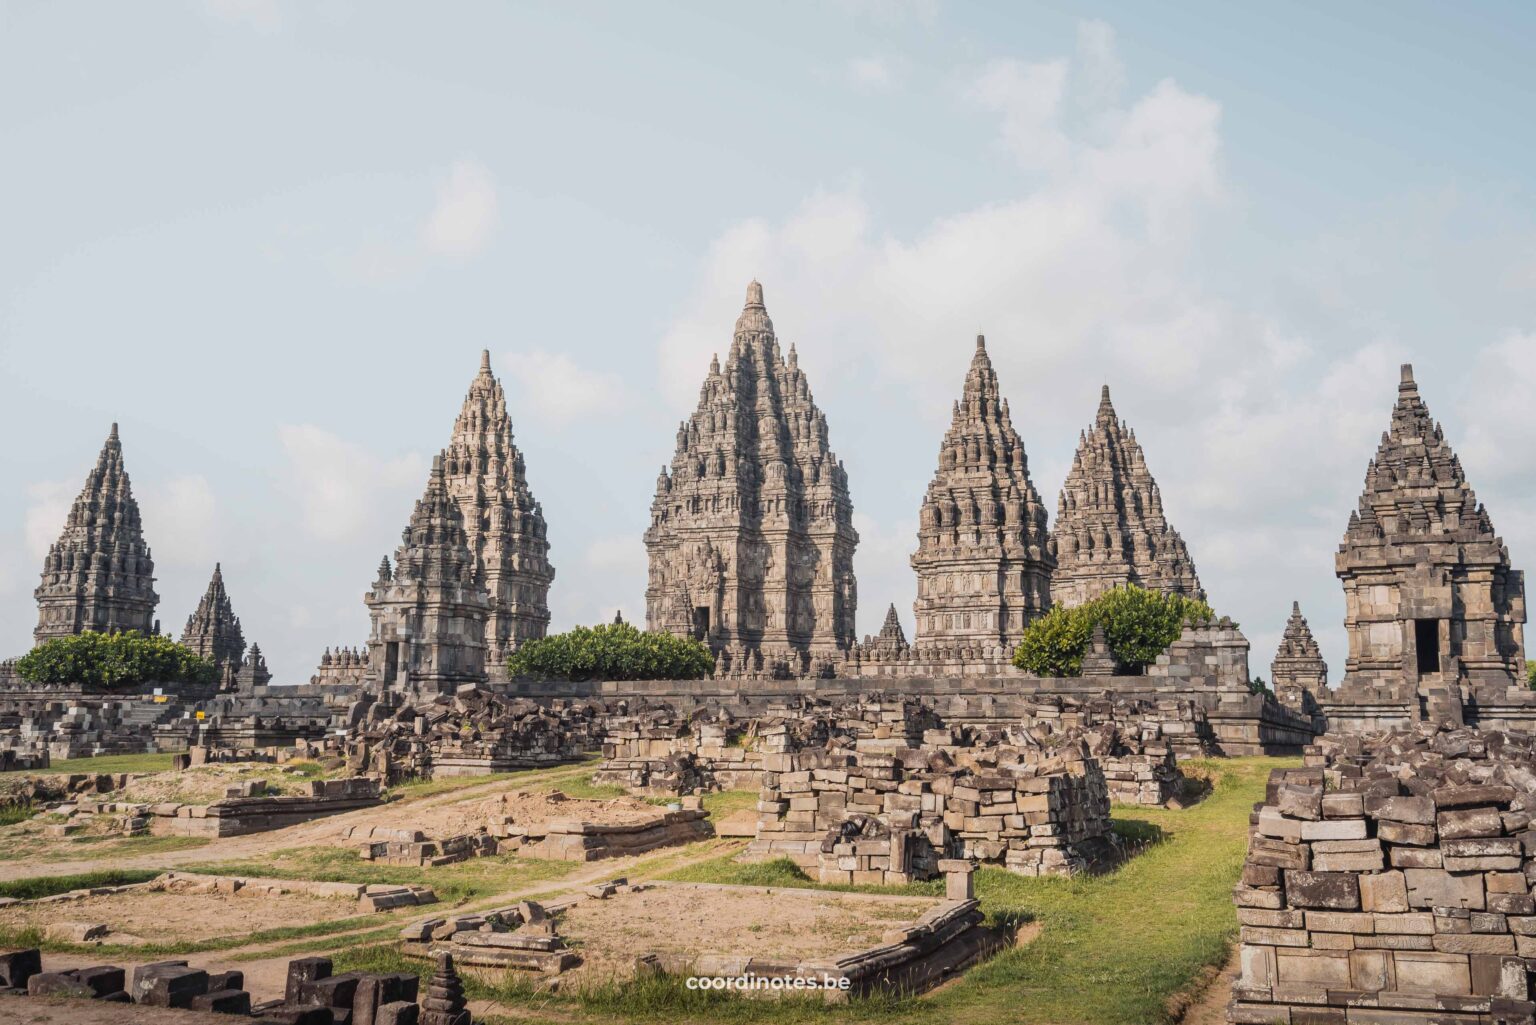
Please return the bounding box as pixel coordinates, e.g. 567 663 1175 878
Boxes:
15 631 217 692
507 622 714 681
1528 661 1536 690
1012 585 1214 677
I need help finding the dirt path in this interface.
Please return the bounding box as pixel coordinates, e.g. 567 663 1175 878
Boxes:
0 765 598 882
1172 946 1237 1025
30 837 747 1005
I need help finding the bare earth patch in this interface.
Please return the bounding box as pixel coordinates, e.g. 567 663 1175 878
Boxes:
339 788 666 845
114 764 320 805
553 884 944 984
0 884 356 945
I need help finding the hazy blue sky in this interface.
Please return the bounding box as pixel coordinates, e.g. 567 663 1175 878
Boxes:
4 1 1535 685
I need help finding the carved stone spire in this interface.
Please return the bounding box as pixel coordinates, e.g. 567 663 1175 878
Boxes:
911 335 1054 648
1271 601 1326 712
180 563 246 690
1048 385 1204 608
645 281 859 671
34 424 159 645
420 951 470 1025
441 351 556 675
365 453 489 696
235 641 272 691
1334 363 1525 715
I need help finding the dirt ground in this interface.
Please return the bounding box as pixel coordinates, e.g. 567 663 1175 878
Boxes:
554 884 943 983
1175 947 1238 1025
347 787 668 842
0 885 356 945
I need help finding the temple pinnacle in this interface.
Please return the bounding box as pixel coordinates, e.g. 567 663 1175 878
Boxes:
745 279 764 307
1399 362 1416 390
480 349 492 373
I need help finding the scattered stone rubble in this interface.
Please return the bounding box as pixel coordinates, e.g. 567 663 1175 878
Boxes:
148 777 382 838
335 688 602 783
0 949 433 1023
1230 723 1536 1024
749 738 1118 882
402 898 577 974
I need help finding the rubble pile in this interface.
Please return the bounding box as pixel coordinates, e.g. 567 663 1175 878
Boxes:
0 949 425 1023
1230 723 1536 1025
750 738 1118 882
337 688 604 782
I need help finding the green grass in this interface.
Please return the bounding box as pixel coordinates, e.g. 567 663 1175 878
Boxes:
1 752 182 775
0 804 33 826
0 869 163 900
385 757 601 800
175 844 581 903
454 755 1290 1025
0 909 392 959
0 830 211 862
701 789 758 820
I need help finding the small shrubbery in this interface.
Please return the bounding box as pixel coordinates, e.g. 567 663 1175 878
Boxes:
15 631 217 692
1012 585 1214 677
507 622 714 681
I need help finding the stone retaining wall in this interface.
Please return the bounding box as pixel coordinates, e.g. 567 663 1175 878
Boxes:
1230 724 1536 1024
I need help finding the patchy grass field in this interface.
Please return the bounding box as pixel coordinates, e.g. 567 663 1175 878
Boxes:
338 755 1286 1025
0 752 183 775
175 844 582 904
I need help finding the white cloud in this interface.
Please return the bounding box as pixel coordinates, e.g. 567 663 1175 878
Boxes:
967 58 1072 173
846 57 898 93
653 19 1507 667
140 475 221 570
1074 19 1125 111
277 425 426 541
24 480 75 560
498 350 627 425
423 159 499 256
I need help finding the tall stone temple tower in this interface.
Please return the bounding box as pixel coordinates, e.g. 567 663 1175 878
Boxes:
365 455 490 696
645 281 859 673
34 424 159 645
1271 601 1327 713
1335 364 1525 721
180 563 246 690
442 352 556 677
1048 386 1205 608
911 336 1054 647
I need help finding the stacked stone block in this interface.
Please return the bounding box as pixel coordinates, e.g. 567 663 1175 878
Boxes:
750 742 1116 880
1230 724 1536 1024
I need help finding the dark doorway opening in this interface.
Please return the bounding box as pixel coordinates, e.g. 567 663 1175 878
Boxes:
383 641 400 685
692 606 710 641
1415 619 1440 674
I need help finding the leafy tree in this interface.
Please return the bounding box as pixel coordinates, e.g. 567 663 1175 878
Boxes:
1528 661 1536 690
1012 585 1214 677
507 622 714 681
1010 603 1096 677
15 631 218 691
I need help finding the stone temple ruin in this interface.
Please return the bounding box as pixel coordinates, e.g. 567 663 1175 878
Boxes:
1 288 1531 805
1266 365 1531 734
644 281 860 677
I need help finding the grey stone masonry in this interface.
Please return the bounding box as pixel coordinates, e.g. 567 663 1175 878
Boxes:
442 351 556 673
645 281 859 676
911 335 1054 649
1329 363 1526 726
34 424 159 644
1048 386 1204 608
1271 601 1327 715
179 563 245 690
1230 723 1536 1025
365 454 490 696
